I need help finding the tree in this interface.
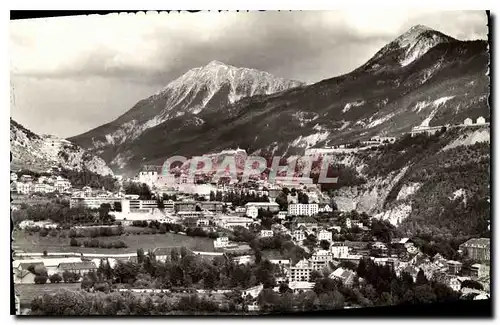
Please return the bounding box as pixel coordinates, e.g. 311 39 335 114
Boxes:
416 269 428 286
279 283 292 294
461 280 484 290
320 240 331 250
81 276 94 290
137 248 145 264
70 238 79 247
34 274 48 284
39 228 49 237
310 270 323 282
49 273 62 283
43 250 48 257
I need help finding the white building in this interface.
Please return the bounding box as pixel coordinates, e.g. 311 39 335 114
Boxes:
318 229 332 242
196 218 210 227
277 211 288 219
311 250 333 270
292 230 306 244
477 116 486 125
289 259 313 282
10 173 18 182
464 118 473 125
318 204 333 213
246 206 259 219
54 177 71 192
214 236 230 248
138 170 158 188
244 202 280 212
260 229 274 237
288 203 319 216
330 243 349 259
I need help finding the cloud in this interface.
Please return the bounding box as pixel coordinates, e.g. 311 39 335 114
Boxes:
10 10 488 83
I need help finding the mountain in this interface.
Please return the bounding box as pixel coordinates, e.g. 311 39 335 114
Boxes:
70 61 304 152
10 119 114 176
70 25 490 176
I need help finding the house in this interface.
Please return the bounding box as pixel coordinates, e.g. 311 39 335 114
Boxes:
244 202 280 212
14 269 36 284
277 211 288 219
477 116 486 125
329 225 341 233
232 255 254 265
10 173 18 182
289 259 313 282
317 229 332 242
82 186 92 196
464 118 473 125
57 261 97 275
447 260 463 275
318 203 333 213
469 264 490 279
311 250 333 270
152 247 193 262
371 242 388 250
330 242 349 259
296 216 318 230
288 203 319 216
292 230 306 244
242 284 263 299
260 229 274 238
448 276 461 291
329 267 356 287
196 218 210 227
288 281 315 294
174 201 197 213
459 238 490 262
214 236 230 248
246 206 259 219
19 175 33 183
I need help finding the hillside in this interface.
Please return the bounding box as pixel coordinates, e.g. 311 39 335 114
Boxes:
328 125 490 238
10 119 114 176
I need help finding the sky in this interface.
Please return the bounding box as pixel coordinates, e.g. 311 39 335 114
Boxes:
10 10 488 138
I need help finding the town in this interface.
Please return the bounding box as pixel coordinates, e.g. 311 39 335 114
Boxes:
11 148 491 314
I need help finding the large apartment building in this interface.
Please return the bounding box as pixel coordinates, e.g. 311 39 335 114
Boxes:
288 203 319 216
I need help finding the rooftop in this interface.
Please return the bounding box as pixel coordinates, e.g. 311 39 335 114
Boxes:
57 261 97 270
460 238 490 248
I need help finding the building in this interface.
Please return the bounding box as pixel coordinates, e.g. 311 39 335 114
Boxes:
242 284 263 299
277 211 288 219
196 218 210 227
82 186 92 196
138 170 159 188
459 238 490 262
244 202 280 212
447 260 463 275
289 259 313 282
199 201 224 213
311 250 334 270
448 277 461 292
11 181 33 194
174 201 197 213
246 206 259 219
34 183 55 193
329 267 356 287
410 125 443 137
330 242 349 259
318 204 333 213
163 200 175 213
296 216 319 230
288 281 315 294
260 229 274 238
214 236 230 248
469 264 490 279
54 176 71 192
70 197 122 209
292 230 306 244
464 118 473 125
10 173 18 182
56 261 97 275
288 203 319 216
317 229 332 242
477 116 486 125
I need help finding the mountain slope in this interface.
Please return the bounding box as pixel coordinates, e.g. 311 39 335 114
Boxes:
10 119 114 176
70 61 304 151
71 26 490 175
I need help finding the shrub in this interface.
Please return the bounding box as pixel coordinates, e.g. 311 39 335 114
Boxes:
49 229 58 237
34 274 48 284
39 228 49 237
49 273 62 283
70 238 79 247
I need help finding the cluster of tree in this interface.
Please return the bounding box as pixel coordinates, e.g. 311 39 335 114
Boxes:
59 168 118 191
129 220 217 239
250 233 310 265
68 225 124 238
70 237 128 249
30 289 238 315
12 202 115 227
310 162 367 191
123 182 153 200
354 258 460 306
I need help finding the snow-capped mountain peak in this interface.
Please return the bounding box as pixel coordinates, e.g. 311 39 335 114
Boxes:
363 25 456 70
395 25 456 66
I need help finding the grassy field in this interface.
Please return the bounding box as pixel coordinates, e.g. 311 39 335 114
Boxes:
15 283 81 306
13 230 215 254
